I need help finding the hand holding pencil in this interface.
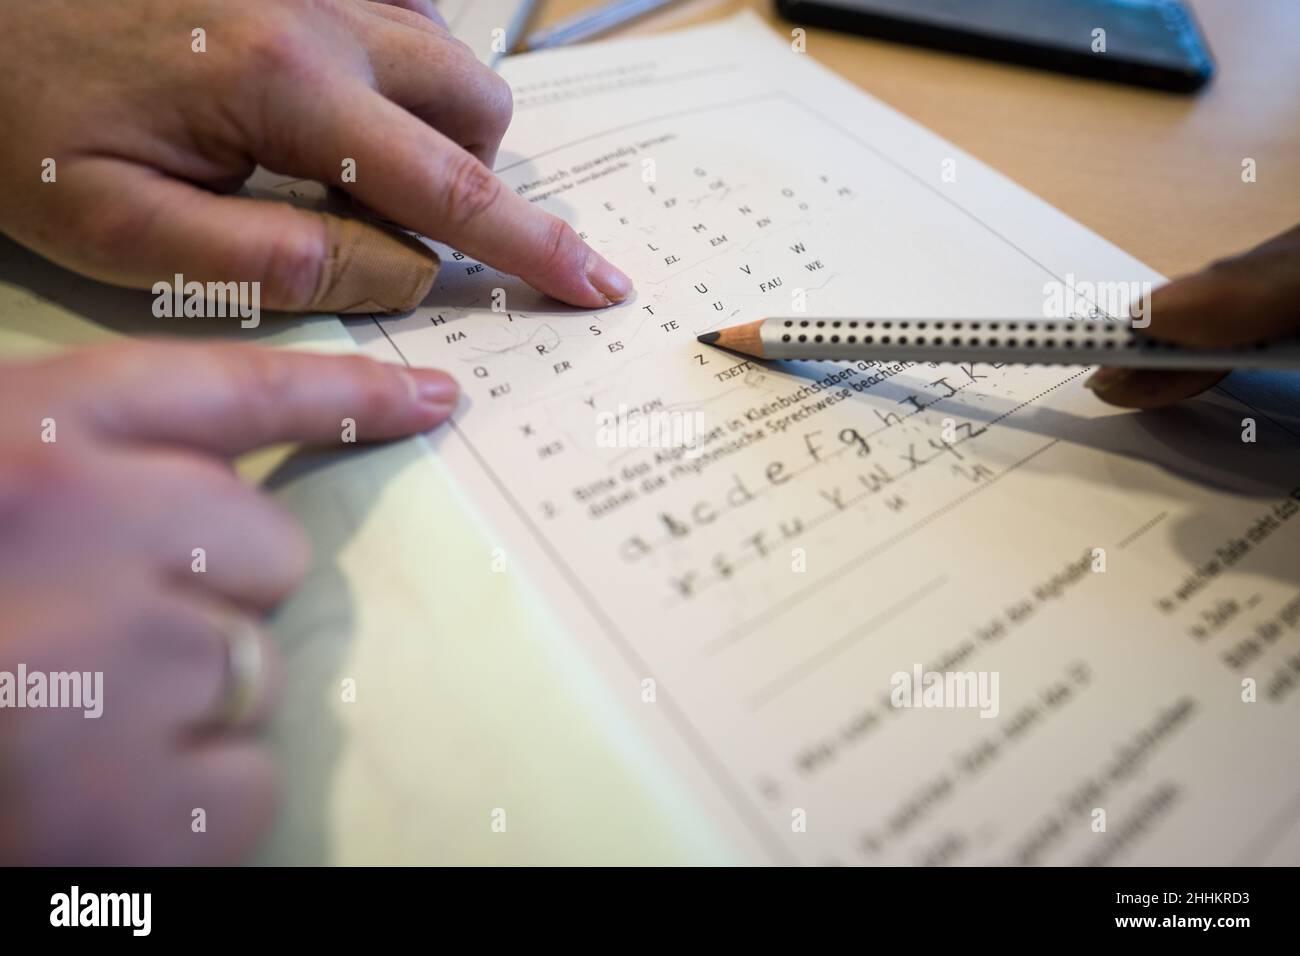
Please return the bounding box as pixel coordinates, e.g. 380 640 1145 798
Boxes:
1084 223 1300 408
700 223 1300 410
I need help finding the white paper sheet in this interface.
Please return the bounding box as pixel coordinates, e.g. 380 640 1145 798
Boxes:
348 12 1300 865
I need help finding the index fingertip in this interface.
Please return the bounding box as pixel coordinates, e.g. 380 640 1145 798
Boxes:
405 366 458 401
399 366 459 423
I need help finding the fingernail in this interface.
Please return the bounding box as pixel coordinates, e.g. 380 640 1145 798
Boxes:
1084 367 1131 392
585 250 632 304
419 398 457 422
396 369 459 422
414 370 458 412
313 215 440 314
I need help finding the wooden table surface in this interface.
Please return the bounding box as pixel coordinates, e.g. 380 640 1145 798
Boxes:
524 0 1300 279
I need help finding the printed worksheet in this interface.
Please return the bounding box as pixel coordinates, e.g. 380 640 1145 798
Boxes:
348 13 1300 865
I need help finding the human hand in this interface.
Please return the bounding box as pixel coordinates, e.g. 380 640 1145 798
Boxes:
0 340 457 863
0 0 632 314
1086 224 1300 408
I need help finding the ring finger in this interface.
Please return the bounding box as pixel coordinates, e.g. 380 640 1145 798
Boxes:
125 588 281 734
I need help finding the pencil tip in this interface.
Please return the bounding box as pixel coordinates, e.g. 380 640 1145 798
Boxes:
697 331 720 345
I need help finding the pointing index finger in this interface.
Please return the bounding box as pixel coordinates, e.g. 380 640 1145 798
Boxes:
58 342 459 457
281 80 632 309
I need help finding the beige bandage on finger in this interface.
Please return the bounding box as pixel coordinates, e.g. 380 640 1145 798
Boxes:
310 212 440 314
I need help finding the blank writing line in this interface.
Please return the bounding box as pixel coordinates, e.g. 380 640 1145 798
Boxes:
748 574 950 710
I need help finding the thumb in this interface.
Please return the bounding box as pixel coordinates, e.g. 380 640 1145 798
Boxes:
46 157 439 314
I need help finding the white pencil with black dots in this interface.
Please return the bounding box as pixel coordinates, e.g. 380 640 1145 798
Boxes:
697 317 1300 369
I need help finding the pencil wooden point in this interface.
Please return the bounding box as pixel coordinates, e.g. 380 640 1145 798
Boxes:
700 319 765 358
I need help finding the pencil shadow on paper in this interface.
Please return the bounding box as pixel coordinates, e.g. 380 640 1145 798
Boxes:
769 358 1300 500
768 358 1300 593
1012 385 1300 500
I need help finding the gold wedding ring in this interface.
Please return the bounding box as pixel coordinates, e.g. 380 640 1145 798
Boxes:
211 611 265 728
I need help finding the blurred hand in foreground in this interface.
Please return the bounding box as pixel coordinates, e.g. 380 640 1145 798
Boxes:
0 342 456 863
